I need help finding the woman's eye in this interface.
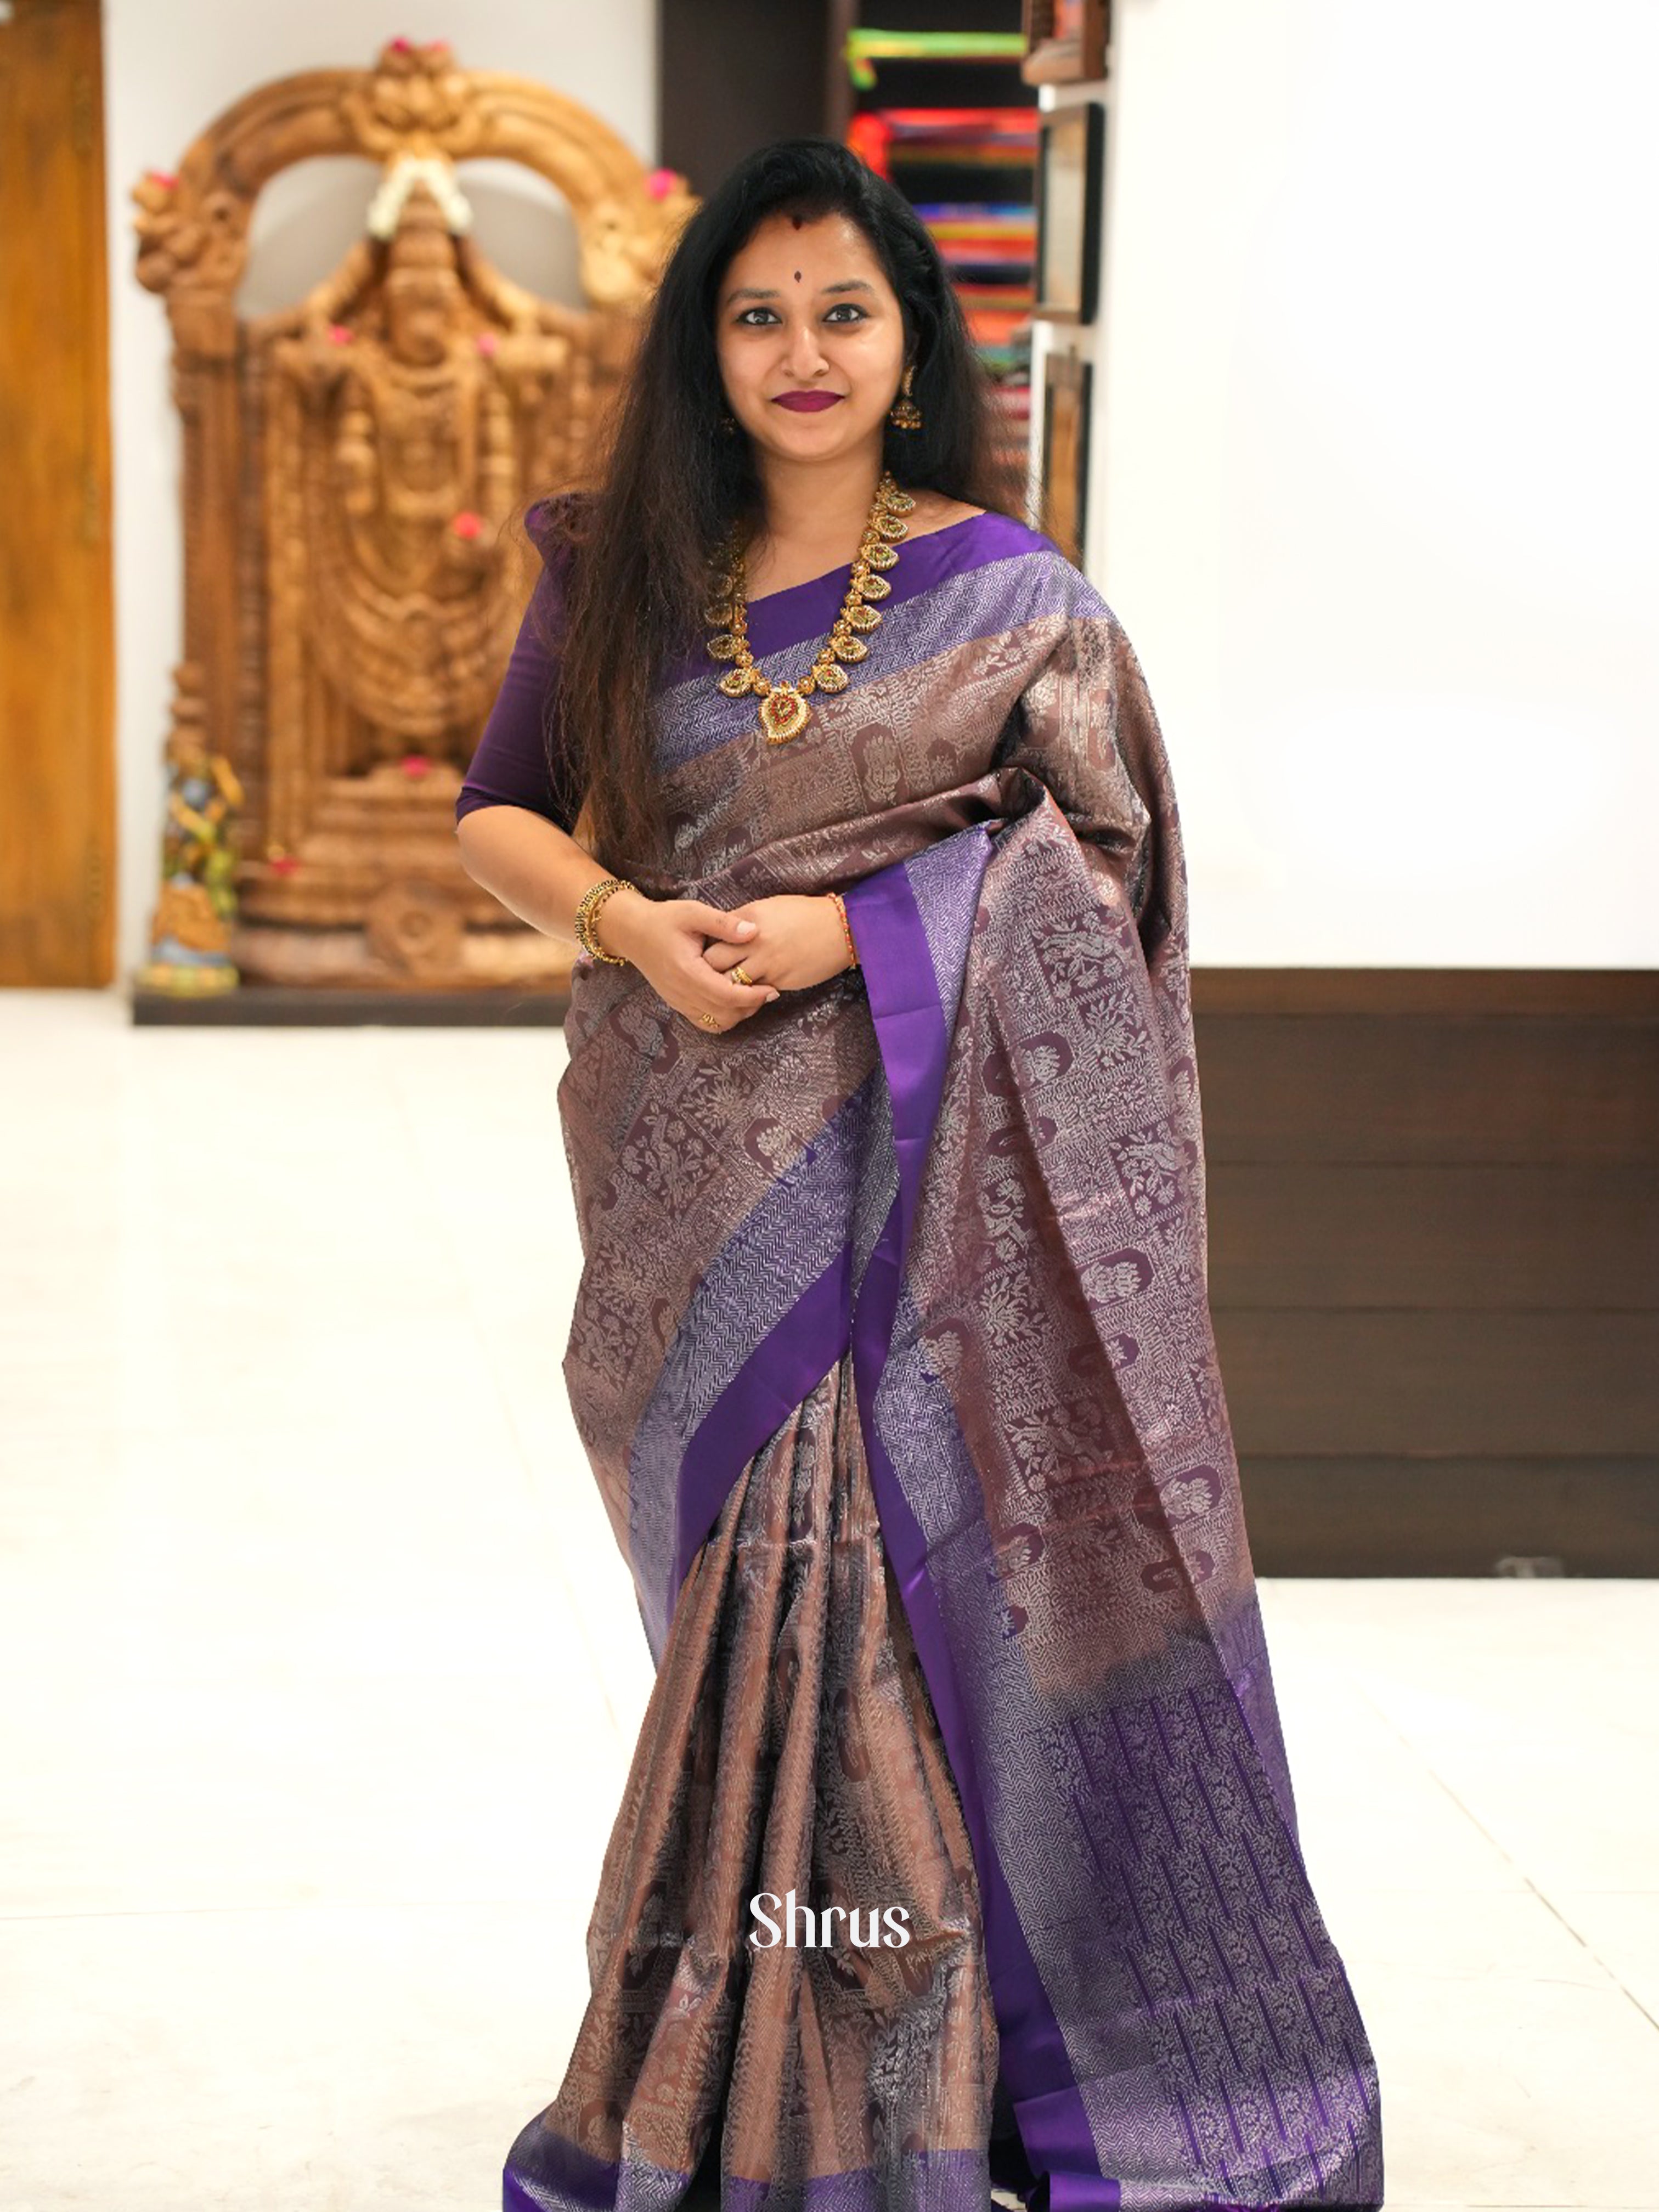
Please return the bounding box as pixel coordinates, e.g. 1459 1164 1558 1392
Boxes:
738 305 876 325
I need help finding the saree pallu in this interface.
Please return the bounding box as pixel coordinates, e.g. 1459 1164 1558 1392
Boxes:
506 512 1384 2212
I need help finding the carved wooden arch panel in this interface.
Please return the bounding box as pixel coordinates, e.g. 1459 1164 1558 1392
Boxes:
132 39 696 998
132 40 695 329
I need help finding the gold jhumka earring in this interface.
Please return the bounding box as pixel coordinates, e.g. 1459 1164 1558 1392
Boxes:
888 363 922 430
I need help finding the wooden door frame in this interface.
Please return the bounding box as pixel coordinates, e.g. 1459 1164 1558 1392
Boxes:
0 0 116 986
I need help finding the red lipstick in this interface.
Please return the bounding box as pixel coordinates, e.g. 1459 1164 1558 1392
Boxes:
773 392 844 412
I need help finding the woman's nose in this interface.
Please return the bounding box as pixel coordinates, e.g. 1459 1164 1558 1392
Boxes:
780 318 828 375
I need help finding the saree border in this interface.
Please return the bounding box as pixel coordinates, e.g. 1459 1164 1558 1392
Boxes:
843 830 1124 2212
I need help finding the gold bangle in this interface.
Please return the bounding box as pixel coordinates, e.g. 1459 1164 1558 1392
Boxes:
828 889 859 971
575 876 631 966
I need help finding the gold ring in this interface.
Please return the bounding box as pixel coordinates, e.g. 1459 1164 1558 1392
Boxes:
697 1012 720 1030
730 964 754 987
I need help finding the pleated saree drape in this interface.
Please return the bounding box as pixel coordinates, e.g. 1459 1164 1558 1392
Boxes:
502 509 1384 2212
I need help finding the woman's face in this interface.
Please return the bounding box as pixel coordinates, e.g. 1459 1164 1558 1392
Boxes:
714 209 908 475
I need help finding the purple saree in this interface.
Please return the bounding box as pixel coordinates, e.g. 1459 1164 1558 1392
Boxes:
479 507 1384 2212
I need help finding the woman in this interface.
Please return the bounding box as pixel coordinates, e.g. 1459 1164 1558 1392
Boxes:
456 139 1383 2212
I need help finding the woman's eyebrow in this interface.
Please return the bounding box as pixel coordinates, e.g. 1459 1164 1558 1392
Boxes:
721 279 878 306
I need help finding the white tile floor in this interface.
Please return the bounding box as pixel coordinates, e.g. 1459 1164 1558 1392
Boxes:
2 988 1655 2212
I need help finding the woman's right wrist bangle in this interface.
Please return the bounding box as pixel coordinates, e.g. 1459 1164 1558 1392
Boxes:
828 889 859 971
574 876 633 966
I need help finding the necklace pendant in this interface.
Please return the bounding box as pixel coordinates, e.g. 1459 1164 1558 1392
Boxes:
759 685 811 744
718 667 755 699
845 601 882 634
706 630 741 662
865 541 898 571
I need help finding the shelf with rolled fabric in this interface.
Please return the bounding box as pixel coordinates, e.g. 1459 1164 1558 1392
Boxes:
844 26 1029 91
844 69 1038 483
847 103 1040 179
915 200 1036 464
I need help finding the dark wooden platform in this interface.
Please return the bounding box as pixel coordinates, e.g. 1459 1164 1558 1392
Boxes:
130 983 568 1026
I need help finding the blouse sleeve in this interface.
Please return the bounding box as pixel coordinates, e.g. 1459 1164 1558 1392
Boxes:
455 497 584 834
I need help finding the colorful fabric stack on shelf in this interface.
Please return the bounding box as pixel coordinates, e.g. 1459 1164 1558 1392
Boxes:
913 202 1036 376
842 30 1039 484
847 106 1039 184
843 25 1026 92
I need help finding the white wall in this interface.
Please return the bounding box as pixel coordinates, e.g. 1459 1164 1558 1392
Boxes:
103 2 656 980
1044 0 1658 966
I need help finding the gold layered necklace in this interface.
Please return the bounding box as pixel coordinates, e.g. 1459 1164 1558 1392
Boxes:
703 470 915 744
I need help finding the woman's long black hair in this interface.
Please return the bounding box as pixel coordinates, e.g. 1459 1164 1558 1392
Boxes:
533 136 1028 878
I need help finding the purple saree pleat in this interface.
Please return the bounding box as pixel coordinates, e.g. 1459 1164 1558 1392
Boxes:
507 512 1383 2212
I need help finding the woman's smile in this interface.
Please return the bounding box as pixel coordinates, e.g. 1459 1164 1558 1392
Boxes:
772 391 844 412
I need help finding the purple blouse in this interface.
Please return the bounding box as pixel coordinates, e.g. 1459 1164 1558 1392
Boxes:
455 502 1037 832
455 498 585 834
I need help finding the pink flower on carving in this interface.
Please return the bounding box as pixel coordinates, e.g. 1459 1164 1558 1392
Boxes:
428 38 450 54
399 753 432 780
646 167 680 201
268 854 300 877
388 36 413 53
474 330 499 357
326 323 353 346
147 170 178 191
450 510 482 540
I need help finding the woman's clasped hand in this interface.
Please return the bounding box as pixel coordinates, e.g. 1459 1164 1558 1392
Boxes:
599 889 851 1033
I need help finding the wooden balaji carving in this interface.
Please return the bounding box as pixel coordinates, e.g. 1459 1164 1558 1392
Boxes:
132 38 696 992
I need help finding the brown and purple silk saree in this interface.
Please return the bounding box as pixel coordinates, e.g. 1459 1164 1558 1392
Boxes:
461 505 1384 2212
